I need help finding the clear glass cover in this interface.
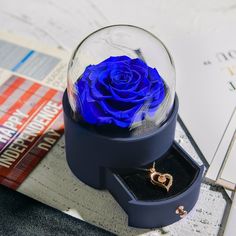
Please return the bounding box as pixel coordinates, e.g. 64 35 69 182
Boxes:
67 25 175 130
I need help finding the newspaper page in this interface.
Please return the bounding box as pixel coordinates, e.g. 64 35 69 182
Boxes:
0 31 69 189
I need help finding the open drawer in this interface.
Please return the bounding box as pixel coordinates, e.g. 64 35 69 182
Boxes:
105 142 204 228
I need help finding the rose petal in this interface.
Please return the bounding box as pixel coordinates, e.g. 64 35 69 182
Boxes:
149 87 165 109
109 86 147 103
100 100 143 120
97 116 131 128
148 68 165 89
103 56 130 63
79 91 104 124
130 58 148 77
110 83 149 99
89 70 112 100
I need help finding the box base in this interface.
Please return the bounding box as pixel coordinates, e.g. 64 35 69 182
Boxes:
62 90 203 228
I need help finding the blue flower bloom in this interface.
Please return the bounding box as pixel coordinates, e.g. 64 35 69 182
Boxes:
75 56 166 128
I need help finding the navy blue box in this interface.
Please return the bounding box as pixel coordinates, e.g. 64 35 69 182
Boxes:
63 91 204 228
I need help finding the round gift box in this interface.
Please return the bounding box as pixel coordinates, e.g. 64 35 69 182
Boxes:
63 90 179 189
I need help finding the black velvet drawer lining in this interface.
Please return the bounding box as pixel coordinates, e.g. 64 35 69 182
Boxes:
115 146 199 201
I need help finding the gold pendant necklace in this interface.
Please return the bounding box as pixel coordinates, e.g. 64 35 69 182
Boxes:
137 162 173 192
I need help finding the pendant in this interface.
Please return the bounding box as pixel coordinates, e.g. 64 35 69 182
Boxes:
149 167 173 192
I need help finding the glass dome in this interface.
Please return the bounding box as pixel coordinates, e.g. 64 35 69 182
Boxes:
67 25 175 130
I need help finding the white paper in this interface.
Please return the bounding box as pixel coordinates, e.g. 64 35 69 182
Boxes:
170 30 236 184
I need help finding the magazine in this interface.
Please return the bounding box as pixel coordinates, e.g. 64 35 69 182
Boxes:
0 32 68 189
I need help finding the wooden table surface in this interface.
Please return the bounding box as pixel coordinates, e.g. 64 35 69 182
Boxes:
0 0 234 235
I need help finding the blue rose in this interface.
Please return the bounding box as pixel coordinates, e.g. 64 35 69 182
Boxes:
75 56 166 128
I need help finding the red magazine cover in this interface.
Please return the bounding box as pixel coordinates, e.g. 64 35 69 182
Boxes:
0 76 64 189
